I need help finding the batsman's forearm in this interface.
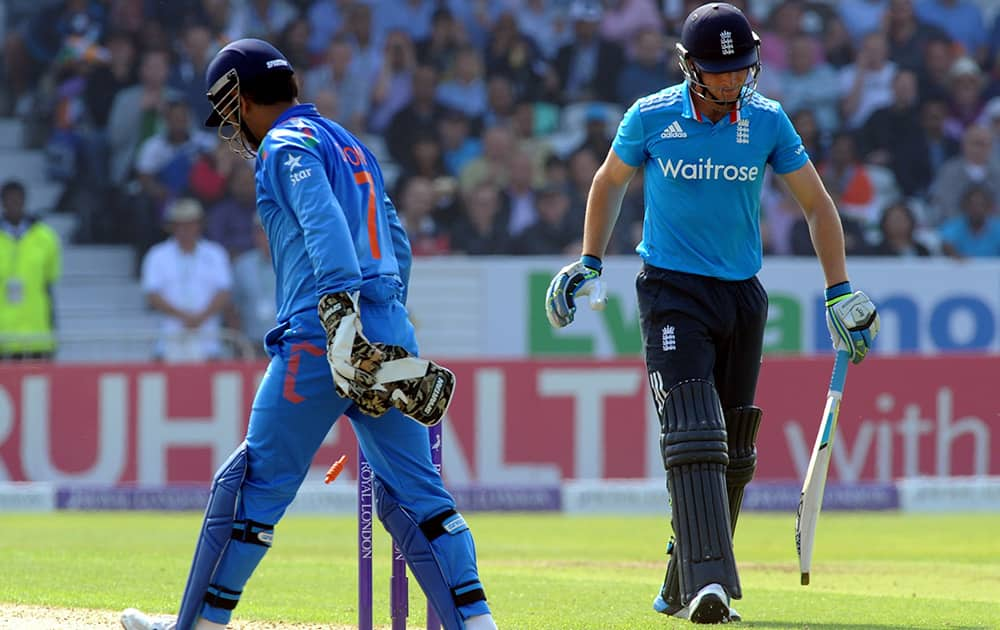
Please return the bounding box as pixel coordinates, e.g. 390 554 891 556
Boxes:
582 173 628 259
806 199 849 288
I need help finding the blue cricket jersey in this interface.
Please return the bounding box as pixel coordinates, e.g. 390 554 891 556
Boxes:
612 82 809 280
255 103 412 332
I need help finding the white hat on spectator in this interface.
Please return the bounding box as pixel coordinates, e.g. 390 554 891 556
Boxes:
949 56 981 79
165 198 204 223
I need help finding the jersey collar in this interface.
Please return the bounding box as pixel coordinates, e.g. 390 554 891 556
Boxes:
683 82 741 124
273 103 320 127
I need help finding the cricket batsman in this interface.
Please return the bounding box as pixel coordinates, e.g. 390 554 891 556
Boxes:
122 38 497 630
545 3 880 624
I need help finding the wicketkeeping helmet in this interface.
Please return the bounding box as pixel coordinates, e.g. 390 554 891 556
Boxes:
204 38 294 157
676 2 761 106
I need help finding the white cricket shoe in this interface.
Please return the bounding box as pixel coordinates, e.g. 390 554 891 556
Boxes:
687 583 731 624
654 591 741 622
120 608 176 630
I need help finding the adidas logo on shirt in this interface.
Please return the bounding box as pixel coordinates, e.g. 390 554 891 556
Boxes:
660 121 687 139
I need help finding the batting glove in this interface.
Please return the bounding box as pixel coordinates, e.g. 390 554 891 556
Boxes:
545 255 607 328
825 282 880 364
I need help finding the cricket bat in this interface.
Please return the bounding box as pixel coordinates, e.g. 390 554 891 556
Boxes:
795 349 850 586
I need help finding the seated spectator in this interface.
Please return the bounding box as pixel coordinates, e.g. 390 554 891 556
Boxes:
512 185 579 255
385 64 444 165
944 56 987 138
140 198 232 362
859 70 931 197
0 180 61 360
617 27 676 106
914 0 987 66
483 75 517 128
927 125 1000 226
939 184 1000 258
304 35 370 132
134 99 216 212
515 0 567 60
224 0 297 42
416 7 462 74
504 151 542 237
554 1 624 103
369 29 417 134
822 14 857 69
460 124 515 193
484 13 546 100
449 182 511 255
436 45 488 119
567 147 601 222
397 176 451 256
776 34 841 133
439 108 481 176
885 0 949 72
230 217 275 356
206 164 257 258
838 0 889 44
839 31 897 129
404 132 448 181
168 23 219 126
819 131 900 230
920 96 960 174
572 105 614 160
600 0 662 53
917 34 956 102
791 109 827 165
789 212 871 256
870 201 933 256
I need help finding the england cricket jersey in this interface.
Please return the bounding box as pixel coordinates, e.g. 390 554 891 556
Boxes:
612 82 808 280
255 104 411 329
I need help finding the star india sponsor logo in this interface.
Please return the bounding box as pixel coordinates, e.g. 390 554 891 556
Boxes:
660 120 687 139
656 157 760 181
720 30 735 55
285 153 313 185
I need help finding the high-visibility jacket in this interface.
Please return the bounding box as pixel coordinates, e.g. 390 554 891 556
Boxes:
0 219 61 353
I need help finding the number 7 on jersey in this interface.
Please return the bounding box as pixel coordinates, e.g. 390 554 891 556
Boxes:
795 349 850 586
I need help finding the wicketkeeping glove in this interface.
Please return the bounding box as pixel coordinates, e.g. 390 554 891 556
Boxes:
545 255 607 328
353 344 455 427
319 292 385 401
825 281 880 364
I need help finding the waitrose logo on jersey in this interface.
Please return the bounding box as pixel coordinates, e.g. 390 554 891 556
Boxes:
656 157 760 181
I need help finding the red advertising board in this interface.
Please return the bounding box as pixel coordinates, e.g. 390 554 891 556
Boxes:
0 357 996 485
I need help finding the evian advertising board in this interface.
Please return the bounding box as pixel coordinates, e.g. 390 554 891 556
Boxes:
0 357 995 486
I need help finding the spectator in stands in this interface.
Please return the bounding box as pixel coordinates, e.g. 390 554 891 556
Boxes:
438 108 481 176
572 105 615 160
914 0 988 66
514 0 567 60
342 2 381 83
169 23 219 126
482 75 517 128
140 198 232 362
839 31 897 129
820 131 900 230
776 33 841 133
403 131 448 181
759 1 812 72
224 0 297 42
554 1 624 103
304 35 370 133
230 217 274 356
945 56 987 137
601 0 662 54
927 125 1000 225
789 210 871 256
513 184 579 255
417 7 463 74
375 0 436 43
460 124 515 193
385 64 444 165
0 180 61 360
859 70 931 197
838 0 889 43
369 29 418 134
107 48 178 187
791 109 827 164
870 201 933 256
134 99 216 213
449 182 510 255
981 97 1000 163
275 17 314 73
305 0 346 56
617 27 675 106
918 34 958 101
206 164 258 258
939 183 1000 258
920 96 961 173
83 31 137 135
397 176 451 256
436 45 488 119
567 146 600 221
885 0 949 72
504 150 541 237
822 14 857 69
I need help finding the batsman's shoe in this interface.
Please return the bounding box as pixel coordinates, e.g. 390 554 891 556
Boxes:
654 593 741 622
120 608 176 630
688 583 731 624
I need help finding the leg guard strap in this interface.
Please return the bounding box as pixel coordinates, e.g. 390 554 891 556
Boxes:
204 584 241 610
231 520 274 547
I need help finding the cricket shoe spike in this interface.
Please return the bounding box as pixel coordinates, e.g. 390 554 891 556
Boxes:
653 594 741 622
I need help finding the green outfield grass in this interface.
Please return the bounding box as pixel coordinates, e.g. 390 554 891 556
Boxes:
3 512 999 629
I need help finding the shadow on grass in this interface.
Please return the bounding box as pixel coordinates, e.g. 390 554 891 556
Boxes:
742 623 987 630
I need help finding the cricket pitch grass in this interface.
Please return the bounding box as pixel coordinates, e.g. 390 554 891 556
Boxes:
3 512 999 629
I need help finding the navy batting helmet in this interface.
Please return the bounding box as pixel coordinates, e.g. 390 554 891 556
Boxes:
676 3 761 105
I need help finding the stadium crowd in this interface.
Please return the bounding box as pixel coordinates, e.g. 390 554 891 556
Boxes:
2 0 1000 263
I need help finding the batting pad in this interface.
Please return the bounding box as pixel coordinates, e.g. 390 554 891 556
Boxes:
661 379 741 603
725 406 762 532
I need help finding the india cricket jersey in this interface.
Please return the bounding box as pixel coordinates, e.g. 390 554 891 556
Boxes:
612 82 808 280
255 104 411 329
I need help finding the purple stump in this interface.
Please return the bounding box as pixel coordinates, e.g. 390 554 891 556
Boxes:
358 444 374 630
426 422 443 630
391 540 409 629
